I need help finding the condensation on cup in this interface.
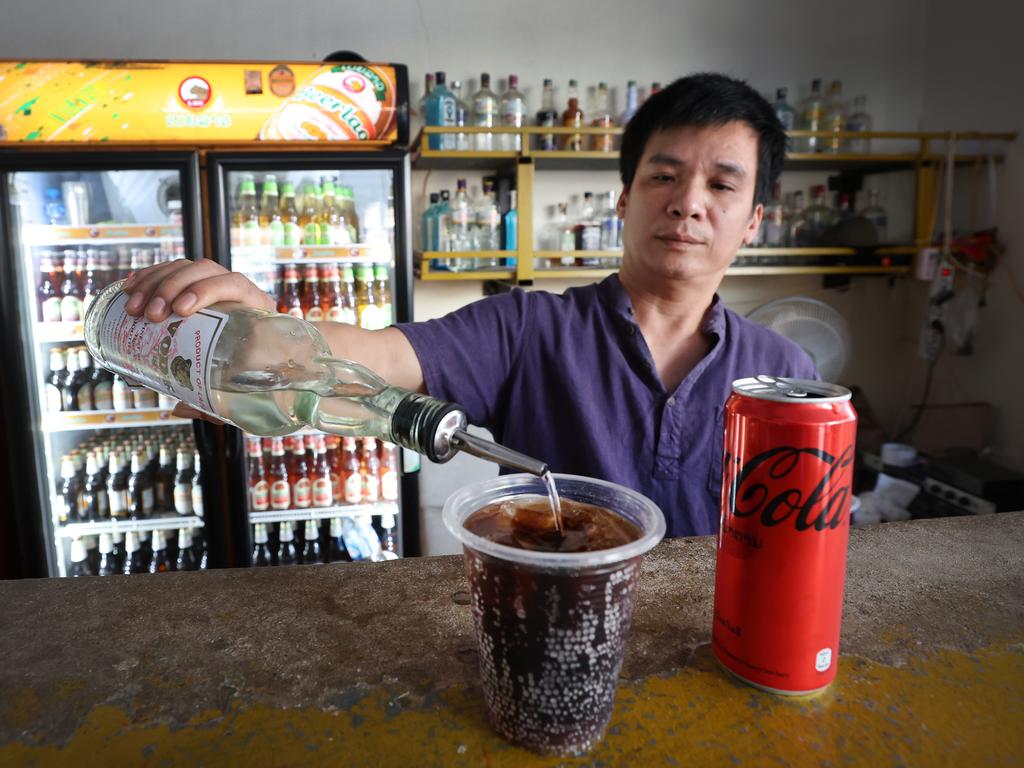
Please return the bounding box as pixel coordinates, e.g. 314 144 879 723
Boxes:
258 64 398 142
713 375 858 695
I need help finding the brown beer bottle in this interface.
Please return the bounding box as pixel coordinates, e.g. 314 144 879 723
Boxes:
76 348 95 411
83 452 109 521
110 530 125 570
46 348 66 413
561 79 584 151
268 437 291 511
59 456 84 524
90 359 114 411
155 445 175 514
176 528 198 571
97 533 120 576
301 264 323 321
289 438 311 509
123 531 148 575
277 521 298 565
149 530 172 573
252 523 272 566
277 265 304 318
320 263 346 322
311 435 333 509
82 249 103 318
299 519 321 565
173 450 193 516
38 250 62 322
325 435 342 505
326 517 352 562
128 452 154 519
61 348 85 411
68 537 95 577
341 437 362 505
380 442 400 502
361 437 381 504
246 436 270 512
107 451 129 520
59 249 84 322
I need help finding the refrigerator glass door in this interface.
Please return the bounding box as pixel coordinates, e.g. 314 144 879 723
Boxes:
7 167 207 576
222 166 401 563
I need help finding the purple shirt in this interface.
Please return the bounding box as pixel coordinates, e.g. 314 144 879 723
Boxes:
398 275 817 537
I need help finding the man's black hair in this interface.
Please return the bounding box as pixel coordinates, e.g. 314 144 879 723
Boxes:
619 73 786 208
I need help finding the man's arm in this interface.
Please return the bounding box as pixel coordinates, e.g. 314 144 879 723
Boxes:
123 258 424 414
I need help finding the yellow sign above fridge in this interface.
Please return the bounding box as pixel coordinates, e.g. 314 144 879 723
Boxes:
0 60 403 144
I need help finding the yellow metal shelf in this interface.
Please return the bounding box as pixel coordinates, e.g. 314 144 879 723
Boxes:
415 251 515 281
726 265 911 276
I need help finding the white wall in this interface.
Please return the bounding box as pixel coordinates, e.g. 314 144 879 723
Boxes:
9 0 1017 554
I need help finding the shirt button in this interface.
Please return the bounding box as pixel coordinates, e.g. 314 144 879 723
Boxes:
667 397 676 406
628 325 636 336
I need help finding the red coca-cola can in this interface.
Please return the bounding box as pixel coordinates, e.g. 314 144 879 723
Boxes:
712 375 857 695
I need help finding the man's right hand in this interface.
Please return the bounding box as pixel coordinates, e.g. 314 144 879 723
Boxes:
123 257 275 322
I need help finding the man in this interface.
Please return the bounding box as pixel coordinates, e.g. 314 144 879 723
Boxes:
123 73 816 537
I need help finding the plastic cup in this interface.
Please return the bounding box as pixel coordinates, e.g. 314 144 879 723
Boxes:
443 473 665 756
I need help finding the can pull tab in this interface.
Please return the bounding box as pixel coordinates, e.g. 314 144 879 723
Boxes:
754 375 808 398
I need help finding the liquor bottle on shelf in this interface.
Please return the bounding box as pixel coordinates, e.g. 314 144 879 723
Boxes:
421 192 439 253
68 538 94 577
289 437 311 510
300 519 321 565
379 512 399 558
149 532 172 573
772 87 796 132
173 449 193 517
123 531 147 575
503 190 518 256
590 82 614 152
784 190 805 247
326 517 352 562
823 80 846 154
277 265 304 318
247 436 270 513
279 182 302 247
450 79 471 152
416 72 434 118
536 78 558 151
238 174 261 248
38 251 62 323
176 528 198 571
619 80 639 127
268 437 291 512
797 78 825 153
794 185 836 245
561 79 584 151
59 250 84 323
447 179 473 261
858 189 889 242
574 192 602 259
259 174 283 247
425 71 457 151
97 533 120 576
277 521 298 566
845 96 873 154
252 523 273 566
301 264 323 321
762 183 787 247
45 348 66 413
598 191 621 263
498 74 526 152
471 73 498 152
474 180 501 261
545 202 577 267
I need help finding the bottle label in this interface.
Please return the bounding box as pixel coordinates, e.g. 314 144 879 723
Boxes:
283 222 301 246
45 384 63 412
174 482 193 515
269 220 285 247
41 296 62 323
241 221 261 247
192 485 204 518
142 487 154 514
108 489 127 517
270 480 290 509
381 469 398 501
92 380 113 410
60 295 83 323
312 477 332 507
304 307 324 322
325 306 347 323
358 304 386 331
330 471 341 503
96 291 229 417
302 223 319 245
344 473 362 504
251 480 270 511
96 488 108 516
363 474 380 503
292 478 311 508
132 387 158 409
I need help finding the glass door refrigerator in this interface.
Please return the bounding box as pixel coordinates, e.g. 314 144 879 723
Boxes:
207 148 417 567
0 152 212 577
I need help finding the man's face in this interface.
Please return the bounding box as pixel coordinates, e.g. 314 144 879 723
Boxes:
617 121 762 284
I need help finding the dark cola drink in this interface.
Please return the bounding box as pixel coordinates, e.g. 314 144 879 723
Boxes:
448 477 664 756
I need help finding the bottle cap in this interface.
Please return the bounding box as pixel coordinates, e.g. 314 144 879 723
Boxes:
178 528 193 548
124 531 139 552
98 533 113 553
305 519 319 539
70 538 88 563
279 521 294 542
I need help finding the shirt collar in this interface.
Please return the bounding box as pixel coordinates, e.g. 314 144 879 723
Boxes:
599 273 726 339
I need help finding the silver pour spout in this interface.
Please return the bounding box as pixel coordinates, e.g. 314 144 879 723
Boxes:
450 429 548 477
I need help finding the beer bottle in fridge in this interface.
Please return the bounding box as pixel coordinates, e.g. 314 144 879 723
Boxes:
110 530 125 570
61 347 85 411
82 250 103 318
107 451 129 520
90 360 114 411
155 445 174 514
373 265 392 327
354 265 379 329
289 439 311 510
123 531 147 575
97 533 120 576
279 182 301 247
380 512 399 556
277 265 304 318
128 452 154 519
320 263 347 323
380 442 399 502
59 455 84 524
340 265 358 324
246 436 270 512
277 521 298 566
301 264 323 321
259 174 283 246
341 437 362 505
176 528 198 571
191 452 204 520
326 517 352 562
311 435 333 509
252 523 273 566
46 348 66 413
138 529 153 570
68 537 94 577
76 348 95 410
193 528 208 570
59 249 84 323
325 435 342 504
268 437 291 512
300 519 321 564
361 437 381 504
149 531 172 573
83 452 109 521
38 250 62 323
173 450 193 516
85 535 101 572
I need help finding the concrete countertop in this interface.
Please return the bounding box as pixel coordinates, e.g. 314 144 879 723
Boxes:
1 513 1022 766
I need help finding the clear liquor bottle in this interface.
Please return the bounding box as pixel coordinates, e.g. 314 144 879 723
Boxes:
795 185 836 245
424 71 457 150
619 81 639 127
450 79 470 151
762 182 787 247
597 191 621 267
574 192 602 264
546 202 577 267
858 188 888 242
590 82 614 152
797 78 825 153
474 180 501 266
471 73 498 152
499 75 526 152
447 179 473 266
772 87 796 132
785 190 806 247
845 95 873 154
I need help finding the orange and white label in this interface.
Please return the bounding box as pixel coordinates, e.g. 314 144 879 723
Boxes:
270 480 290 510
381 469 398 501
250 480 269 511
292 478 311 508
344 473 362 504
173 482 192 515
312 477 332 507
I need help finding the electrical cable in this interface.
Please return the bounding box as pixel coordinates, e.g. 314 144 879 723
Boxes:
893 325 945 442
